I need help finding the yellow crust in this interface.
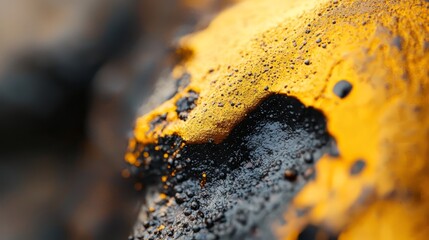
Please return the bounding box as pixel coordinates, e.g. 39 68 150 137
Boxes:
128 0 429 239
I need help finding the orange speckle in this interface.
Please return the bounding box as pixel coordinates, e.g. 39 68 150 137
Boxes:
128 138 136 151
125 153 137 165
160 193 167 199
161 176 168 182
121 169 131 178
157 225 165 231
134 182 143 191
200 172 207 188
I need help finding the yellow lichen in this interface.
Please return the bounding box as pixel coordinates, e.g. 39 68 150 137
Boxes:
128 0 429 239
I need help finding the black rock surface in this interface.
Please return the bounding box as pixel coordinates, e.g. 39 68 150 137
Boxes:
130 95 335 240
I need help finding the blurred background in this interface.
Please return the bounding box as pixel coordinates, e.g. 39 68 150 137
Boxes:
0 0 236 239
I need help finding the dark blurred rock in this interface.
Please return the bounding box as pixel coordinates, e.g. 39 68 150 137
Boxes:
0 0 139 239
0 0 138 151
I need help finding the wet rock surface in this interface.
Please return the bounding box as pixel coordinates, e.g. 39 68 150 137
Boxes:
129 95 334 239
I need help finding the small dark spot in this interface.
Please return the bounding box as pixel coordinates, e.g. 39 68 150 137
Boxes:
197 210 205 218
424 41 429 52
298 224 338 240
332 20 336 24
264 86 269 91
333 80 353 98
176 46 194 63
413 106 422 113
192 225 200 232
176 91 199 120
298 225 318 240
149 113 168 132
184 209 192 216
175 193 186 204
143 221 150 228
205 218 214 228
296 207 312 217
236 209 248 225
321 43 327 48
316 38 322 43
185 190 195 198
284 168 298 181
303 152 313 163
191 201 200 210
350 159 366 175
304 59 311 65
391 36 403 51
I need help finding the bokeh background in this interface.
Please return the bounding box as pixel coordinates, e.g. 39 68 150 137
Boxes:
0 1 235 239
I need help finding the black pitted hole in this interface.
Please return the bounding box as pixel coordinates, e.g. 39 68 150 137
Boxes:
176 90 199 120
131 95 336 240
149 113 167 131
298 224 338 240
333 80 353 99
350 159 366 175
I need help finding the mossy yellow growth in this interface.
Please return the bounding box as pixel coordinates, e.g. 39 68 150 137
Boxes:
127 0 429 239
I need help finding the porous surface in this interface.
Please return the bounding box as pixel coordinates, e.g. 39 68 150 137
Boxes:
130 95 333 240
126 0 429 239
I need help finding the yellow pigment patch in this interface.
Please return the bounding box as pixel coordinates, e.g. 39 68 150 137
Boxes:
128 0 429 239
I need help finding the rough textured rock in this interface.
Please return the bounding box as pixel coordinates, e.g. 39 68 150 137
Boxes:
130 95 334 239
127 0 429 239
